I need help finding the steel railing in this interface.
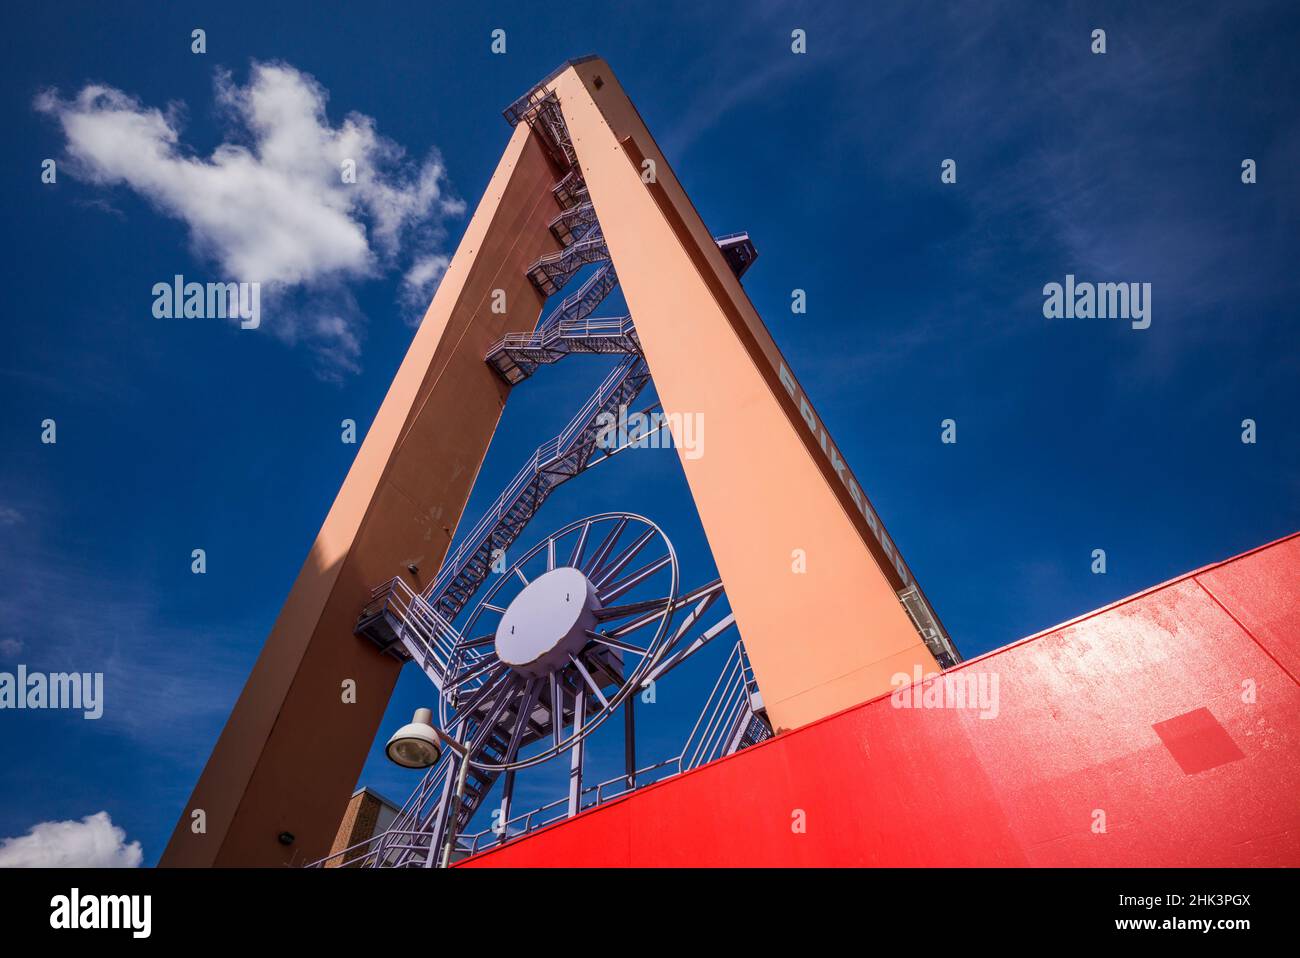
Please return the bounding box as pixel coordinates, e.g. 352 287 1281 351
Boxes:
453 641 767 856
422 355 646 617
680 640 764 771
311 641 767 867
492 316 635 350
360 576 479 689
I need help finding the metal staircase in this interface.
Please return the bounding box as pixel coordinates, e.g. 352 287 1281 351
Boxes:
343 596 629 867
326 73 778 869
428 355 651 622
542 260 620 329
310 639 769 868
502 84 580 170
524 223 758 301
494 229 756 386
552 169 588 209
486 262 623 384
525 227 609 297
548 201 599 246
486 316 640 384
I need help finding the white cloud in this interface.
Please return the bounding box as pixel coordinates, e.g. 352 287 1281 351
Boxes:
310 314 362 378
0 506 21 526
35 61 464 372
0 812 142 868
401 253 451 320
0 638 22 657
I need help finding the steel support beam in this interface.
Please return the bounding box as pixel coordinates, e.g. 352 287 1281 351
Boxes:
567 688 586 817
549 59 943 731
160 122 565 867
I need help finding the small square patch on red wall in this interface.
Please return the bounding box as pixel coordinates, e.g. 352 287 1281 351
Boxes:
1152 708 1245 775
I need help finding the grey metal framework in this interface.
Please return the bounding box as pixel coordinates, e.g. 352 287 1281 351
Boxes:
440 513 684 769
502 86 581 169
548 200 599 246
485 316 639 386
335 507 759 867
900 584 960 669
318 62 955 868
491 265 624 384
325 73 777 867
552 169 588 209
427 355 650 623
315 637 769 868
525 226 609 297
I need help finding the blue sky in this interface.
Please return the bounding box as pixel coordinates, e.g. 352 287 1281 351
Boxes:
1 0 1297 866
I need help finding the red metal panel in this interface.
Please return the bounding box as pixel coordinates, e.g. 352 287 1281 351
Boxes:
1194 534 1300 679
461 533 1300 867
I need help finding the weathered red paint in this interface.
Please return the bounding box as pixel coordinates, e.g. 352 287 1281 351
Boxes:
461 532 1300 867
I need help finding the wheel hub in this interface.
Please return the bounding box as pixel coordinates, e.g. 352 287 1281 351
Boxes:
495 567 602 677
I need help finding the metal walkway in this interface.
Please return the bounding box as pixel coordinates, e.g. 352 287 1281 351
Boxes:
486 316 639 384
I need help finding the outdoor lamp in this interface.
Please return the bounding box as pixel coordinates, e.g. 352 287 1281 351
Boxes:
385 708 442 768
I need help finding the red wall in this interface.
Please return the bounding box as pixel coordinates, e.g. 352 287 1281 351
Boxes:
463 533 1300 867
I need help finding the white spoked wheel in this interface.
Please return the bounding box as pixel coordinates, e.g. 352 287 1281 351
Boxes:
439 512 679 772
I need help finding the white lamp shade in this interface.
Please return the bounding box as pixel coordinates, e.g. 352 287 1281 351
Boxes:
385 708 442 768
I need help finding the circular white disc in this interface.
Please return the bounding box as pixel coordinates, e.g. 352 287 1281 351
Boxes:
495 566 601 677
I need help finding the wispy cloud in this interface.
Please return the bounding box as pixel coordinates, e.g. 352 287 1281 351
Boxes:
35 61 465 377
0 534 250 754
758 3 1300 389
401 253 451 323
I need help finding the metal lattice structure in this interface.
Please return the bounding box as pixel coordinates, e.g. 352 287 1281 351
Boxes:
311 77 789 869
164 56 962 870
296 59 965 872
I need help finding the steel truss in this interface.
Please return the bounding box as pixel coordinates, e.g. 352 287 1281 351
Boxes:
326 70 945 869
334 78 790 868
312 636 768 869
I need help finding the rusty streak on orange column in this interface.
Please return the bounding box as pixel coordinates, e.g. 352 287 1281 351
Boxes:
549 60 940 732
161 123 565 866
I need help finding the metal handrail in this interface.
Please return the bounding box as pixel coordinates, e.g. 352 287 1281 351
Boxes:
551 169 589 209
387 749 453 836
457 754 686 854
452 643 763 857
306 827 436 869
527 230 608 276
539 262 617 334
487 320 637 365
312 642 766 867
681 641 759 771
423 356 641 609
363 576 473 686
494 316 634 349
